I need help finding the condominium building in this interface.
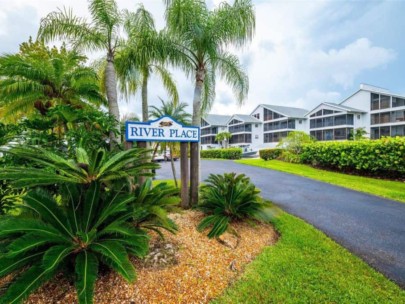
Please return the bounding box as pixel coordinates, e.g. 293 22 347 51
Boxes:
200 114 231 149
200 84 405 152
227 114 261 151
306 103 366 141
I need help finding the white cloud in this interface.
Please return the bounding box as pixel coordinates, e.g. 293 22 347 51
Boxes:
0 0 400 118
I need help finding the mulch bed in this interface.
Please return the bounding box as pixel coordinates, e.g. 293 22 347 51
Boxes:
25 211 278 304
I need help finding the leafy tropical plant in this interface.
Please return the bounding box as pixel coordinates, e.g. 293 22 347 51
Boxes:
197 173 270 238
164 0 255 206
277 131 315 155
116 5 179 123
0 181 25 215
0 145 157 188
0 185 149 304
38 0 127 144
215 132 232 148
0 39 105 120
349 127 368 141
132 179 179 238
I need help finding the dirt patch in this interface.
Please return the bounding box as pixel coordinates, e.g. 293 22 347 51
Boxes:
26 210 278 304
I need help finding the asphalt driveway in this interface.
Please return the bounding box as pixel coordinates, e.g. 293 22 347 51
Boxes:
156 159 405 288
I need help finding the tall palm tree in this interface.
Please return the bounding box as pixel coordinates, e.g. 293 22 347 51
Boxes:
116 5 179 123
164 0 255 205
38 0 125 144
0 39 105 121
149 98 191 187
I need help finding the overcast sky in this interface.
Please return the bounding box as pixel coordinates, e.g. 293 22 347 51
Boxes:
0 0 403 118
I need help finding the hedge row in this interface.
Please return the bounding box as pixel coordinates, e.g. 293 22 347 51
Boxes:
300 137 405 174
200 148 242 160
259 148 283 161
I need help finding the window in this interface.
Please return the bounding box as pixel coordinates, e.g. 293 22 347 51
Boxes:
264 108 273 121
334 128 347 140
324 129 333 141
347 114 354 125
252 113 260 119
392 125 405 136
380 126 390 137
255 134 259 139
315 110 323 116
380 112 390 124
334 115 346 126
299 120 302 124
323 109 333 115
201 119 210 127
371 127 380 139
392 110 405 122
380 95 390 109
280 120 287 129
229 119 242 125
288 119 295 129
371 93 379 110
393 97 405 108
255 124 258 128
371 114 379 125
324 117 334 127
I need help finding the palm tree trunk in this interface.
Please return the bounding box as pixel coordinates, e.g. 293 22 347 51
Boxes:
190 68 205 206
105 54 121 146
169 144 178 188
138 68 150 185
141 68 149 122
180 142 189 208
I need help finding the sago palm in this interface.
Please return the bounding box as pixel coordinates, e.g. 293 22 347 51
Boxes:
164 0 255 205
0 145 157 188
0 39 105 120
197 173 271 239
0 185 149 303
115 5 179 123
38 0 127 144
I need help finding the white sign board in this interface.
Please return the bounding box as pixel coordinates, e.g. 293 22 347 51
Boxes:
125 115 200 143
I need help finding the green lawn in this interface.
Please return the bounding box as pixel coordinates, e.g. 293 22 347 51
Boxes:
214 211 405 303
236 159 405 203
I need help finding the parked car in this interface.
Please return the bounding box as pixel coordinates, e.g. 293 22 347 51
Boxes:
153 151 178 162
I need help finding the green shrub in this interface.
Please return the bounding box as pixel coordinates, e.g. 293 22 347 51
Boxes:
197 173 271 238
259 148 283 161
200 148 242 160
0 184 149 304
280 150 301 163
278 131 315 154
301 137 405 174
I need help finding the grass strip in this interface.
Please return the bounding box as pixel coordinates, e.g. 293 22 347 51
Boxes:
214 212 405 303
236 159 405 203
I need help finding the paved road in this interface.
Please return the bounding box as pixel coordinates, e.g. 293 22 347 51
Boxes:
156 159 405 288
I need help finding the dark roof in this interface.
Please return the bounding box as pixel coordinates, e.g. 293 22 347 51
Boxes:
202 114 231 126
260 104 309 118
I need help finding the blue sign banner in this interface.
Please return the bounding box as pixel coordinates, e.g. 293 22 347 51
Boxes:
125 115 200 143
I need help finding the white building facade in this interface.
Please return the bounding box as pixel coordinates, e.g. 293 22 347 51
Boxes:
201 84 405 152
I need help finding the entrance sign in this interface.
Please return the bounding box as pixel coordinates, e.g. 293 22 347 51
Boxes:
125 115 200 143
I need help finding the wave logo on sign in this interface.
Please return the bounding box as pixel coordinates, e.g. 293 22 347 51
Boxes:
125 115 200 143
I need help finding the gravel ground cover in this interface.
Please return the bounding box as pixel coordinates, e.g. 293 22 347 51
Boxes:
24 210 277 304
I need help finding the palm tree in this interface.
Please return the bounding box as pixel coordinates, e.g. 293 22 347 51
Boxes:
116 5 179 123
149 98 191 187
215 131 232 148
0 39 105 120
38 0 125 144
164 0 255 206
